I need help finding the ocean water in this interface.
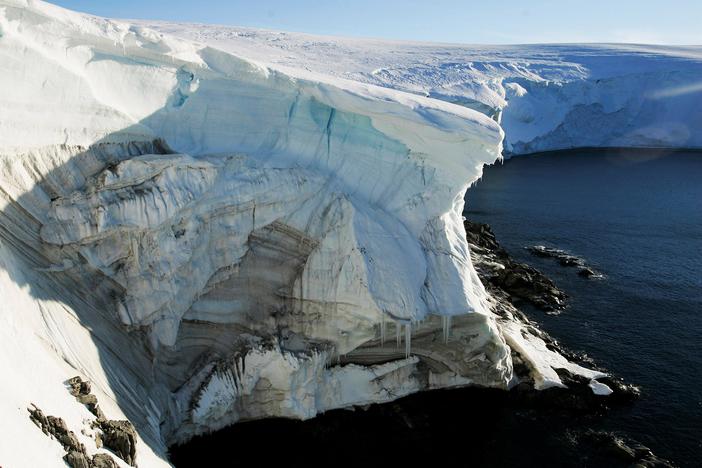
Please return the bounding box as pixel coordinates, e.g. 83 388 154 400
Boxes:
465 149 702 466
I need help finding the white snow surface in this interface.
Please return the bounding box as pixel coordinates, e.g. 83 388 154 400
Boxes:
141 21 702 154
0 1 692 466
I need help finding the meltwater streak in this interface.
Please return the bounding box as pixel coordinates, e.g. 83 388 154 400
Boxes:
465 149 702 466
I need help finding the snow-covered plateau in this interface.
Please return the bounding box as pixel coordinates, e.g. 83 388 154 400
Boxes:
0 1 700 466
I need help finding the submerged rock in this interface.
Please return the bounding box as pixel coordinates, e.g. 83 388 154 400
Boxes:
527 245 602 278
581 431 675 467
578 267 598 278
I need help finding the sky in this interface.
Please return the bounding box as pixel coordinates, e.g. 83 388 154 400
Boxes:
50 0 701 45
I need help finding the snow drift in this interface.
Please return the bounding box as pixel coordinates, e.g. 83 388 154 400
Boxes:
1 1 694 467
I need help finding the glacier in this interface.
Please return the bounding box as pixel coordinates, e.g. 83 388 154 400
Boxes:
143 22 702 154
0 1 699 467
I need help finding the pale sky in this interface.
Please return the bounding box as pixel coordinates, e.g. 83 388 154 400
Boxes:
50 0 701 45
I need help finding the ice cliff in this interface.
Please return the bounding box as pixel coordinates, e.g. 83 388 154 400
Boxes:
1 1 696 467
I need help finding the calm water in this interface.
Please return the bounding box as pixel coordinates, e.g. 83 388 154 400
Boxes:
465 149 702 466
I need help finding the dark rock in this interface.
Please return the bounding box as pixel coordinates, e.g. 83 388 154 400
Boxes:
597 376 641 403
77 393 104 419
578 267 597 277
92 453 120 468
28 404 50 434
492 262 567 311
67 376 105 419
559 256 581 266
36 413 84 454
29 398 137 468
77 393 98 406
47 415 68 433
527 245 602 278
57 430 83 453
29 404 89 462
99 419 138 466
64 450 92 468
465 221 568 311
581 430 675 468
67 376 91 397
604 437 637 461
464 220 507 256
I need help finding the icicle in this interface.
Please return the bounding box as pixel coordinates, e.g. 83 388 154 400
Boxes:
442 315 452 344
380 319 386 346
396 321 402 348
405 323 411 358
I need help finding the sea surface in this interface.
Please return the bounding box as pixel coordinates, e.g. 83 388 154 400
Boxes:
465 149 702 466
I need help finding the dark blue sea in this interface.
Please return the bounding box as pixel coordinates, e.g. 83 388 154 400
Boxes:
465 149 702 466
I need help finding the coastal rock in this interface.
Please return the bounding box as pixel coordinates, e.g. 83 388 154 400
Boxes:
527 245 602 278
581 431 675 468
578 267 598 278
465 221 567 311
464 219 507 255
493 264 567 311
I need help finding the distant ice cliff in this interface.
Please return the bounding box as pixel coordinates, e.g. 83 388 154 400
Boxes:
144 22 702 154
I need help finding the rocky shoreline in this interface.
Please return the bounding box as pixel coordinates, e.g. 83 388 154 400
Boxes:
464 219 673 468
464 220 568 312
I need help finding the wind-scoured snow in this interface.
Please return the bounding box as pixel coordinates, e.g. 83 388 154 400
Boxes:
0 1 692 467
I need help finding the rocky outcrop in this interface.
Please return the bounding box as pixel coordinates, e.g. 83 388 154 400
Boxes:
68 376 138 466
27 404 121 468
28 405 85 454
580 431 675 468
28 376 137 467
91 454 120 468
68 376 105 421
98 420 138 467
527 245 602 278
465 220 567 312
